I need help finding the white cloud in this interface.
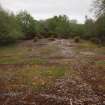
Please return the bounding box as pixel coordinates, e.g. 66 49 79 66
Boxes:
0 0 94 23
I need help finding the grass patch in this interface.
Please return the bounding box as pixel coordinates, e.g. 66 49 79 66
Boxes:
0 57 48 64
96 60 105 66
0 65 66 91
78 41 96 48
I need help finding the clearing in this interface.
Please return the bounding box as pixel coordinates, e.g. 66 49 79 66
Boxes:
0 39 105 105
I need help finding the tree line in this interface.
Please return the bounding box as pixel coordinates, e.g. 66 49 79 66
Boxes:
0 0 105 45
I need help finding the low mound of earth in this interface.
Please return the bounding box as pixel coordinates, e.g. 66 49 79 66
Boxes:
0 39 105 105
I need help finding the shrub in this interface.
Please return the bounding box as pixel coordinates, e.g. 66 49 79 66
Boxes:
0 8 22 45
90 37 103 45
74 36 81 43
33 37 39 42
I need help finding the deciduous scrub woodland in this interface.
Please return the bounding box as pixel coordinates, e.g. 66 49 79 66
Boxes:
0 0 105 105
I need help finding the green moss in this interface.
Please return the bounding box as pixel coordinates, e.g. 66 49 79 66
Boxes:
96 60 105 66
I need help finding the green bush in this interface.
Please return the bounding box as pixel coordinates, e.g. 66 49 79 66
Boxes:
0 8 22 45
16 11 37 39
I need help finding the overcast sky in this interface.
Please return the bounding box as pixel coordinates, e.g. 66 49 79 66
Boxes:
0 0 94 23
